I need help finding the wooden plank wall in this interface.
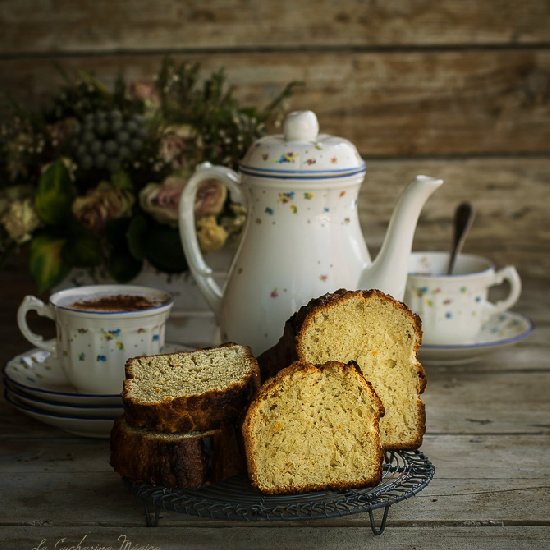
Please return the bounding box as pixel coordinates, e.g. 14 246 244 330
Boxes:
1 0 549 278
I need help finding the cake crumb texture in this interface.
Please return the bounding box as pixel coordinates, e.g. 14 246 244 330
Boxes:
126 345 254 401
123 343 260 433
243 361 384 495
259 289 425 450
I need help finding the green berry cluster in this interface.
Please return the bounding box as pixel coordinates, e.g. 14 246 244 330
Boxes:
72 110 148 173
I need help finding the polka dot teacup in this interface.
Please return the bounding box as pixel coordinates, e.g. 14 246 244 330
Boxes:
17 285 173 394
404 253 521 346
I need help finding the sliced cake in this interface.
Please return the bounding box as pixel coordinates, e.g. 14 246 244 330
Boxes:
123 343 260 433
242 360 385 495
110 417 244 488
258 289 425 450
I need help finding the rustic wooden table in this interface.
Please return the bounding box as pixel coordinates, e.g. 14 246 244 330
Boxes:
1 270 549 550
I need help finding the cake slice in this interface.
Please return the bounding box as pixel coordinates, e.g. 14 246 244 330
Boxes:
110 417 245 488
242 361 385 495
123 343 260 433
258 289 425 450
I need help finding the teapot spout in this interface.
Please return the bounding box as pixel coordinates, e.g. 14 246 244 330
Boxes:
358 175 443 300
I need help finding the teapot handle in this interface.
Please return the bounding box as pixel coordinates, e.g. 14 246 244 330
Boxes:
178 162 244 319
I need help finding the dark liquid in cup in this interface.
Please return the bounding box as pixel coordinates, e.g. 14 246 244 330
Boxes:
68 295 165 312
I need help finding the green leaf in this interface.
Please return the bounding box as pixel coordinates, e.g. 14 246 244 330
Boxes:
104 217 130 249
111 170 132 191
127 214 148 260
105 217 144 282
62 225 102 268
144 224 187 273
30 234 70 292
34 159 75 225
107 250 142 283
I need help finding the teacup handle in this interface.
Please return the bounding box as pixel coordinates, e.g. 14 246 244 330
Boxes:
17 296 57 353
485 266 522 319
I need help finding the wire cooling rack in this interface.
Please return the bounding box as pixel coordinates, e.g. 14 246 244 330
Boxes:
126 449 434 535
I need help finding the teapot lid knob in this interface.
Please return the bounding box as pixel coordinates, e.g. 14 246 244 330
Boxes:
240 109 365 178
284 110 319 142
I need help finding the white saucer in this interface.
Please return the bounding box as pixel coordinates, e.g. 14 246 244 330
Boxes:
5 383 123 417
3 344 186 406
4 392 116 438
419 311 533 365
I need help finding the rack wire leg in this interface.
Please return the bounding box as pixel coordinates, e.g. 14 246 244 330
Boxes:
368 505 390 535
144 501 161 527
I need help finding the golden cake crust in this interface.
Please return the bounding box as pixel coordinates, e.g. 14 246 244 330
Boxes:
110 417 245 488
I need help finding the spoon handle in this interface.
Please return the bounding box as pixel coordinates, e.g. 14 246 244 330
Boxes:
447 202 475 275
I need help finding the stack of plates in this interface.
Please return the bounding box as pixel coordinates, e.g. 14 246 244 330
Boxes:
3 348 122 438
3 345 186 438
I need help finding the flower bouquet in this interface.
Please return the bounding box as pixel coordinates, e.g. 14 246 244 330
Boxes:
0 59 296 291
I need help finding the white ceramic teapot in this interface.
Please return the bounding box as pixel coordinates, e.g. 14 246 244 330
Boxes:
179 110 443 354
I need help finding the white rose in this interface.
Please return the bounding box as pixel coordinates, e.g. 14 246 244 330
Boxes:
0 185 34 217
1 198 41 243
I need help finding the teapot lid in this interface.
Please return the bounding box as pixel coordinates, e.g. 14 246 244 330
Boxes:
240 110 366 179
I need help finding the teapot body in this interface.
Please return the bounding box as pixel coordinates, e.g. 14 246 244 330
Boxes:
178 111 444 356
220 174 369 352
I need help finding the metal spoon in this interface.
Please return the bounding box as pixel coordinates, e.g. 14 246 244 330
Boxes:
447 202 475 275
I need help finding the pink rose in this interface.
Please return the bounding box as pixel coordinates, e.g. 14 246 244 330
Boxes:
159 126 195 170
140 175 228 227
139 176 185 227
129 81 160 109
194 179 227 217
73 182 134 233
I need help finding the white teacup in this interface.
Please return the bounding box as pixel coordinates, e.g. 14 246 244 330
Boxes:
404 252 522 346
17 285 173 394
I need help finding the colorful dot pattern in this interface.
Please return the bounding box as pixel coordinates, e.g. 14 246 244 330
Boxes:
247 184 362 301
